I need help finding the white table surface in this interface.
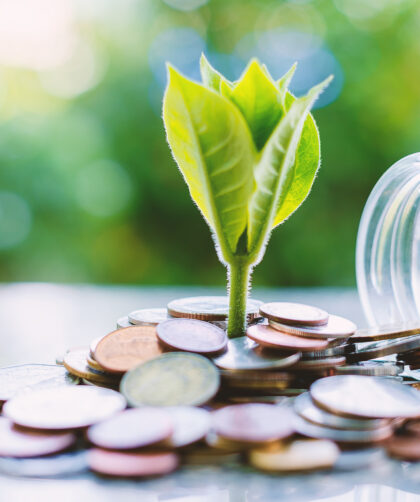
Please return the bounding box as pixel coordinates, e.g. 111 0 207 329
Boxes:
0 283 419 502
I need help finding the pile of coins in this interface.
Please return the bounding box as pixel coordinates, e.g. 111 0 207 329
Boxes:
2 297 420 478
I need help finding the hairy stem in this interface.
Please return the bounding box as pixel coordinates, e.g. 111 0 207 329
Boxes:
227 260 252 338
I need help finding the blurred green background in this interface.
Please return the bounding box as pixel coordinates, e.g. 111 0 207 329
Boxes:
0 0 418 288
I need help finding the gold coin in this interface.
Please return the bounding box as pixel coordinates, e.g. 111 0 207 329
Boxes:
94 326 164 374
86 354 106 372
249 439 339 472
351 322 420 343
121 352 220 407
64 348 118 385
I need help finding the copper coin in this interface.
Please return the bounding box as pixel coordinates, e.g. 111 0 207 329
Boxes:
310 375 420 419
212 403 294 444
269 314 356 339
351 322 420 343
0 417 76 458
94 326 164 374
128 308 169 326
89 337 103 357
3 386 126 430
88 449 179 477
386 436 420 461
249 439 339 472
87 408 173 450
167 296 262 321
64 347 118 384
156 319 227 354
86 354 106 372
163 406 211 448
404 420 420 436
247 324 329 352
259 302 329 327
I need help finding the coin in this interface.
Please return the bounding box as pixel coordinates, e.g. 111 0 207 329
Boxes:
386 436 420 461
162 406 211 448
294 392 388 431
293 414 393 443
128 308 170 326
259 302 329 327
301 343 355 360
212 336 301 371
212 403 294 444
94 326 164 374
87 408 173 450
404 419 420 436
64 347 118 384
0 451 89 478
116 316 133 329
88 449 179 477
346 335 420 362
351 322 420 343
310 375 420 419
3 386 126 430
89 337 103 357
86 354 106 372
289 357 346 371
249 439 339 472
334 448 386 471
336 360 404 377
167 296 262 321
0 364 77 402
182 446 241 465
0 417 76 458
247 324 329 352
121 352 220 407
270 314 356 339
156 319 227 354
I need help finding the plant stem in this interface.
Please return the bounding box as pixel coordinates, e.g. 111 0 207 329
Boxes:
227 260 252 338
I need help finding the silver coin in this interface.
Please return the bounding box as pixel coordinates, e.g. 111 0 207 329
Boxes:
269 314 356 339
163 406 211 448
294 392 388 431
212 336 301 371
334 448 386 471
346 335 420 362
0 450 88 477
293 414 393 443
301 343 356 360
3 386 126 430
310 375 420 419
116 316 133 329
0 364 78 402
128 308 169 326
290 357 346 371
167 296 262 321
336 360 404 377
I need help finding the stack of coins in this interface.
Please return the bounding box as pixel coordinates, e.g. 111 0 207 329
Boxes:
4 297 420 479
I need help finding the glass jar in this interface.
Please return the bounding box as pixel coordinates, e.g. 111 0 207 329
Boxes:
356 153 420 326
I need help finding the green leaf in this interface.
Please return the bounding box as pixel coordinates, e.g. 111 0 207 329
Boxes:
277 63 297 107
163 65 255 258
247 76 333 254
200 54 232 93
224 60 284 150
272 92 320 227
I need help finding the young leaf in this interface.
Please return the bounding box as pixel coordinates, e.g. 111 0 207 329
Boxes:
247 76 333 255
200 54 232 93
163 66 255 259
225 60 284 151
272 93 320 227
277 63 297 108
